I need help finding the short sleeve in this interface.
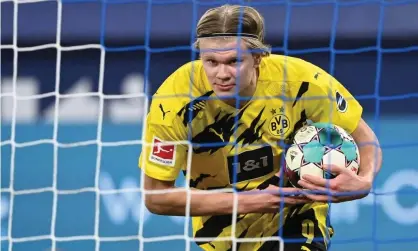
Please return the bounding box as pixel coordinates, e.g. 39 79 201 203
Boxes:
138 60 205 181
303 68 363 134
138 109 188 181
138 64 191 181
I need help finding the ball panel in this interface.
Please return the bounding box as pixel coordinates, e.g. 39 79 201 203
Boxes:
320 130 343 146
346 160 360 174
300 163 323 178
285 165 301 188
334 124 355 142
312 122 333 129
340 141 358 161
285 145 303 171
303 141 325 163
293 125 317 144
322 150 346 168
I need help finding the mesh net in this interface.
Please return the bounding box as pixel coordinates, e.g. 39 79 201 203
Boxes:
1 1 418 251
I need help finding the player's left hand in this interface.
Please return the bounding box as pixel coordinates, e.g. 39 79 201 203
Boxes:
297 165 372 203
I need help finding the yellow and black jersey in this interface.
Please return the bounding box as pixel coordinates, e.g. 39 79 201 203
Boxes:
138 54 363 251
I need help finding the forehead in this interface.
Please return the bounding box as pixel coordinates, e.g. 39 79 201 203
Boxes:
199 38 250 58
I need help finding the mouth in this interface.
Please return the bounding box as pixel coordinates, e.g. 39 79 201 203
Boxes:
214 83 235 91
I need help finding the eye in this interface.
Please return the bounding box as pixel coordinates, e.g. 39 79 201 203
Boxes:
229 58 242 65
206 59 217 66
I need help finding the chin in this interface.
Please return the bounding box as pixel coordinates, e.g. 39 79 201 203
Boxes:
212 84 234 94
214 89 238 98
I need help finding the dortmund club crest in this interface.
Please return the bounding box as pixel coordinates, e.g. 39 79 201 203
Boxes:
268 107 290 137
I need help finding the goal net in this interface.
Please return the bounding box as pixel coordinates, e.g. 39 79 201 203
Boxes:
1 0 418 251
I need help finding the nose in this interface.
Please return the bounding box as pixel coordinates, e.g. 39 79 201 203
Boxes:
216 64 231 81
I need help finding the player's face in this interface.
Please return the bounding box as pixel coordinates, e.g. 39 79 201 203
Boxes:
199 38 259 101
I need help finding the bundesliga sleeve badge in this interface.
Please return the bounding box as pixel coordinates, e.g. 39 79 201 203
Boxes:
149 136 176 166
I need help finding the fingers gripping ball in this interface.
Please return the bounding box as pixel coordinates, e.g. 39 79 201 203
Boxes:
284 123 360 188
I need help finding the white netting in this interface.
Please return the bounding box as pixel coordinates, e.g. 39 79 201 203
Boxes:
0 1 283 250
5 1 418 251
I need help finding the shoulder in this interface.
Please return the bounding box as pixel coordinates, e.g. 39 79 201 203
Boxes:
147 60 210 126
262 54 340 94
157 60 206 95
262 54 319 80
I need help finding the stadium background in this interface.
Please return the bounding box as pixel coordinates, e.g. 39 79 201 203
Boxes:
1 1 418 251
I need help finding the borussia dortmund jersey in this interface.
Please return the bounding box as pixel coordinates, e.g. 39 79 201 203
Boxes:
138 54 363 251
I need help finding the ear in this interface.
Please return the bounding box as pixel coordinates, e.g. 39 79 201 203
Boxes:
253 55 262 68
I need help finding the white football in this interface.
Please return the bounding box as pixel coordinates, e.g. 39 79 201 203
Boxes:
284 123 360 188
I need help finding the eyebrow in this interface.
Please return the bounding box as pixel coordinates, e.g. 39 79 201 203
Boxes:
201 55 244 62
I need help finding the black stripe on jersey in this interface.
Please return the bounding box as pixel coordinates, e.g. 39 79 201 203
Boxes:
195 214 246 246
285 109 308 146
236 228 249 251
192 105 249 154
281 207 327 251
226 228 249 251
256 229 280 251
189 173 214 188
256 175 280 190
206 185 228 190
293 110 308 132
255 206 328 251
293 109 308 132
177 91 214 126
195 215 232 245
292 82 310 107
231 106 266 150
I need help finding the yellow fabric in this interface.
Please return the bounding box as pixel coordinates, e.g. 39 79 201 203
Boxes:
138 54 362 250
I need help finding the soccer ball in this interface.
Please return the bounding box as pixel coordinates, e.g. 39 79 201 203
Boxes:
284 123 360 188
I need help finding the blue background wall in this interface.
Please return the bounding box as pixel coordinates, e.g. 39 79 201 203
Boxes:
1 1 418 251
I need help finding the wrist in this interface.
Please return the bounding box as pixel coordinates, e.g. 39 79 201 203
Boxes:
357 172 374 192
237 193 261 214
358 166 375 184
238 192 273 214
237 193 251 214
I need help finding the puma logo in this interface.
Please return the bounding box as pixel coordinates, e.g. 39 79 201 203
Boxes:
209 128 224 142
159 104 171 120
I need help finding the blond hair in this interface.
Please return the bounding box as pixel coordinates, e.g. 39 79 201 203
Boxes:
194 4 271 56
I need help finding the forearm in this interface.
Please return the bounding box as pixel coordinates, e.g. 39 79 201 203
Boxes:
358 143 382 181
352 120 383 183
146 188 254 216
